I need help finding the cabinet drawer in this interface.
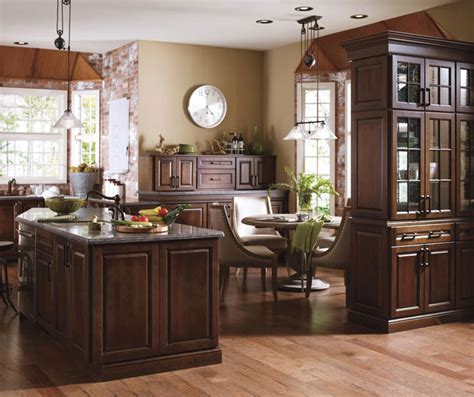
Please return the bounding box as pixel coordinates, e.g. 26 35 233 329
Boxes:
197 156 235 169
36 229 53 254
456 222 474 241
197 169 235 189
391 223 454 246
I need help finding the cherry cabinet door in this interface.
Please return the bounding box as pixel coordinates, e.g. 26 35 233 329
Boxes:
254 156 275 189
391 245 424 318
423 242 455 313
457 114 474 217
456 241 474 308
424 113 456 219
392 55 425 111
236 157 254 190
425 59 455 112
154 156 175 191
36 249 54 333
54 238 69 342
175 157 196 191
456 62 474 113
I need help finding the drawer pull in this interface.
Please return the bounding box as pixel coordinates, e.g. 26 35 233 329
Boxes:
401 232 416 241
209 178 222 181
428 231 443 239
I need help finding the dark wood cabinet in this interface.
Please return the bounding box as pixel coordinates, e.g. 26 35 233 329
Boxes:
345 32 474 332
236 156 275 190
177 204 208 228
36 249 54 333
54 238 69 341
158 240 218 355
154 156 196 191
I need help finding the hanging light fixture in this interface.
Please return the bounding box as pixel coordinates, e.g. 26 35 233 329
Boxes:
283 15 337 141
53 0 84 130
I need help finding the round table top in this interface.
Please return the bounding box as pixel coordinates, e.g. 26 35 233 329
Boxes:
242 214 341 230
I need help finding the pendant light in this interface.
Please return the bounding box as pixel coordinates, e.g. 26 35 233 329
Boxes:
283 15 336 141
53 0 84 130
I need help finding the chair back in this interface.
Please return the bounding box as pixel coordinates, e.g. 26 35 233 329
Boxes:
209 204 252 266
232 196 276 237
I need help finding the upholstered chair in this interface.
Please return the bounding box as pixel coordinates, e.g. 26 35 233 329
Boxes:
209 204 278 302
232 196 287 253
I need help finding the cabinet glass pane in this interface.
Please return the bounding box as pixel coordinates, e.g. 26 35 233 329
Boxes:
397 116 421 214
396 61 421 104
460 120 474 211
428 118 452 213
428 65 452 106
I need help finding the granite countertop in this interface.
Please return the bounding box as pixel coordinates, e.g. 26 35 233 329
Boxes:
16 208 223 245
0 195 43 201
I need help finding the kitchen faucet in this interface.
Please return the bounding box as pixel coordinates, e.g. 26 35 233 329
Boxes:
7 178 16 196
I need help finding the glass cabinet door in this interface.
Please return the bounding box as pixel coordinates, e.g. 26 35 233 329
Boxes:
394 112 424 219
425 60 455 112
458 115 474 216
457 63 474 113
425 113 455 218
392 55 425 110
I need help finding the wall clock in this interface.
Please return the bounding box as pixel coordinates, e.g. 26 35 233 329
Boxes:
187 85 227 128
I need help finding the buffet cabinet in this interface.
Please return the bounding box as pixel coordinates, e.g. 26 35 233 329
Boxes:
138 154 287 228
344 32 474 332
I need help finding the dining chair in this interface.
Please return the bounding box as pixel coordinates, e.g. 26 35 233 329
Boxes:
209 204 278 302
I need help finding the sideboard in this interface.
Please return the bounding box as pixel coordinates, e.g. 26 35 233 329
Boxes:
137 154 289 228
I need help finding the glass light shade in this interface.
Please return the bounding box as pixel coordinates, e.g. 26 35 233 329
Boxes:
53 110 84 130
283 124 305 140
305 123 337 140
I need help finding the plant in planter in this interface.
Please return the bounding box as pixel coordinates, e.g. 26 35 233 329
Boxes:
69 163 98 198
268 166 338 215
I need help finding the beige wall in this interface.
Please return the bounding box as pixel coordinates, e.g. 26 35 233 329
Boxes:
262 42 300 183
427 0 474 42
138 41 263 152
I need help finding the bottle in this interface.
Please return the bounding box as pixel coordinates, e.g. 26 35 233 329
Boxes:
231 132 238 153
238 133 244 154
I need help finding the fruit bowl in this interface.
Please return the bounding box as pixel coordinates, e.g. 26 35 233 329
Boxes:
45 197 84 215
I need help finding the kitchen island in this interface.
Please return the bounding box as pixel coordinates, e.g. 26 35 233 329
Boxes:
16 208 223 379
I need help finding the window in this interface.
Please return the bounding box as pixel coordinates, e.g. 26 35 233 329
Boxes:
0 88 67 183
345 80 351 198
72 90 100 167
296 82 336 214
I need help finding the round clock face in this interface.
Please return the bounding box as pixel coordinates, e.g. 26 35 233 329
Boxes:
187 85 227 128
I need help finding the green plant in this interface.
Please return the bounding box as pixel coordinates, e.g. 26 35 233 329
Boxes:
268 166 338 212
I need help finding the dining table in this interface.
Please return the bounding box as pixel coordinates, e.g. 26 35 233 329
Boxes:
241 214 342 292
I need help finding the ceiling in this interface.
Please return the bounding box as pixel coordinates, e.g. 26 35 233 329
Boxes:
0 0 458 54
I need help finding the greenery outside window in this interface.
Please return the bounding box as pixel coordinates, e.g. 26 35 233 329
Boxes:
72 90 100 167
0 88 67 184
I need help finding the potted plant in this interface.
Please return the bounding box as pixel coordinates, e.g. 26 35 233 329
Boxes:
269 166 338 215
69 163 98 198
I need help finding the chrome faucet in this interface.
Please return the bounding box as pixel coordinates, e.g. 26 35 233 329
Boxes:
7 178 16 196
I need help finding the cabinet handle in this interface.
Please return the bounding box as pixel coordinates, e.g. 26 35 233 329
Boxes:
426 195 432 214
428 231 443 239
419 88 425 106
425 248 430 267
176 176 180 188
209 178 221 181
170 176 175 188
401 232 416 241
419 248 425 268
425 88 431 107
47 262 52 282
417 195 426 215
19 230 34 239
65 245 71 268
255 175 259 187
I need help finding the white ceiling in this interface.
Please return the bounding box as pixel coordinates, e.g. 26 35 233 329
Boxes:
0 0 457 54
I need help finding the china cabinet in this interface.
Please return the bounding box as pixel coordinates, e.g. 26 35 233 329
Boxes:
344 31 474 333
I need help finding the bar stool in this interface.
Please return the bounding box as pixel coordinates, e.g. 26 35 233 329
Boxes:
0 241 18 314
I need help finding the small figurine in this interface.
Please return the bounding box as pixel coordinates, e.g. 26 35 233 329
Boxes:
155 134 179 155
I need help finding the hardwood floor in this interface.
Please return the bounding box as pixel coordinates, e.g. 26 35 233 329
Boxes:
1 264 473 396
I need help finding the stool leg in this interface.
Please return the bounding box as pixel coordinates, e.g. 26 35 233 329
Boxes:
261 268 267 291
1 258 18 314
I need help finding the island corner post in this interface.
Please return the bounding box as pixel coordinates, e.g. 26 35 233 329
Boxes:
16 208 222 379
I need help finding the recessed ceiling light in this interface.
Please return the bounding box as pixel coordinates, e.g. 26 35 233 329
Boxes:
350 14 368 19
14 41 29 45
256 19 273 24
295 6 313 12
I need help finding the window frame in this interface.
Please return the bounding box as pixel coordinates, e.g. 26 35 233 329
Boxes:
0 87 67 184
296 81 336 214
71 89 101 167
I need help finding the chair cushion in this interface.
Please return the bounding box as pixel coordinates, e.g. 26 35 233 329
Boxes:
240 234 287 252
317 236 336 249
245 245 277 260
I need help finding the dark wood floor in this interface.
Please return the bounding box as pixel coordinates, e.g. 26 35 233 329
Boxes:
1 265 473 396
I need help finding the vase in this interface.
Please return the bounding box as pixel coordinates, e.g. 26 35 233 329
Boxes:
297 191 314 215
69 172 97 198
248 126 264 155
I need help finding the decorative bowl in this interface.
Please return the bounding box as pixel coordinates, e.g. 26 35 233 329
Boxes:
178 144 196 154
45 197 84 215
